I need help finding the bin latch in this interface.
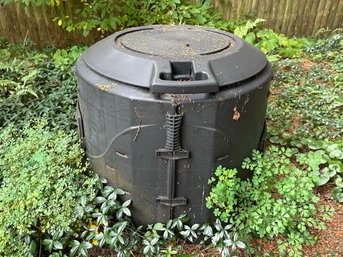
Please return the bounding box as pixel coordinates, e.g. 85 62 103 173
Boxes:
156 107 190 216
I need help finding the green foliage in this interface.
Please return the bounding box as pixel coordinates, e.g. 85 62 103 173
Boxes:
0 121 98 257
0 41 85 132
206 166 238 222
0 46 40 102
0 0 60 6
297 140 343 202
51 0 237 37
206 147 333 257
0 119 246 257
38 175 246 257
53 45 86 71
0 0 244 38
268 45 342 144
255 29 313 58
233 18 265 38
265 33 343 206
233 20 314 59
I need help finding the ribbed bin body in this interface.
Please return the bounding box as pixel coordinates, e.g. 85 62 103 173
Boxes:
76 25 272 226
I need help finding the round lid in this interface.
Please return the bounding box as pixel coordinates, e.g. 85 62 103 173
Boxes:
117 26 231 57
79 25 269 94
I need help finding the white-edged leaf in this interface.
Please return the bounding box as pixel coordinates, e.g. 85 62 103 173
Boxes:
53 241 63 250
122 199 131 207
236 241 246 249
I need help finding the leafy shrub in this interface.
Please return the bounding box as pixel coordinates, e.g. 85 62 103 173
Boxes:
0 121 98 257
53 45 87 71
2 0 247 37
53 0 243 37
0 42 85 132
206 146 333 257
0 44 41 102
233 19 314 59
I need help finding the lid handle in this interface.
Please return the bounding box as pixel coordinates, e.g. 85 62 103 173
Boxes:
151 61 219 94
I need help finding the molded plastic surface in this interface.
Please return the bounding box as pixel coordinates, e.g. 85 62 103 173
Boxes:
83 25 267 94
76 25 272 226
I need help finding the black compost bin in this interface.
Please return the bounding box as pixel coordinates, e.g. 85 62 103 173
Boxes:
75 25 272 226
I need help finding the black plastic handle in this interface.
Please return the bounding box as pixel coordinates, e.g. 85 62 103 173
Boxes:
151 61 219 94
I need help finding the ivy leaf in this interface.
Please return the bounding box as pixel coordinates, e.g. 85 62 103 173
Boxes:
80 195 87 206
316 175 331 186
321 167 336 178
102 186 114 197
332 187 343 203
95 196 106 204
335 176 343 188
329 150 343 159
80 241 93 250
100 176 107 184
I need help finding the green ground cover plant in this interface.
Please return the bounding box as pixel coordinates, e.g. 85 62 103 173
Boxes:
206 147 334 257
267 32 343 202
206 30 342 257
0 1 342 256
0 121 98 257
0 40 84 132
0 123 246 257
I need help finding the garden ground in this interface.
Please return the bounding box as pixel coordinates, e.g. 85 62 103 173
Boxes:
0 21 342 257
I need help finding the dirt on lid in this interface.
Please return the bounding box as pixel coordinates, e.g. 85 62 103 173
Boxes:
116 25 232 58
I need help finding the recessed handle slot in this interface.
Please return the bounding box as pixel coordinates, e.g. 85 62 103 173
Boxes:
160 61 208 81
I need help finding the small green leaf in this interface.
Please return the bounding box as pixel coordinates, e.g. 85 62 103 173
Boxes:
329 150 343 159
80 241 92 250
95 196 106 204
335 176 343 188
53 241 63 250
317 175 331 186
122 199 131 207
153 222 164 231
332 187 343 202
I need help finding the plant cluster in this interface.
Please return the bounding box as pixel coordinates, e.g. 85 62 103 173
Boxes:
0 120 246 257
0 121 98 257
206 147 334 257
268 54 342 144
233 19 314 59
301 141 343 202
0 0 244 37
265 31 343 202
0 42 41 103
0 41 85 132
43 177 246 257
55 0 224 36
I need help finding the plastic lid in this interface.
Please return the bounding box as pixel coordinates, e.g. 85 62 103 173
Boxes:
80 25 268 94
117 26 231 57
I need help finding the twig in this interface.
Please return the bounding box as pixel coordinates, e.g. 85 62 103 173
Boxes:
133 107 142 142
